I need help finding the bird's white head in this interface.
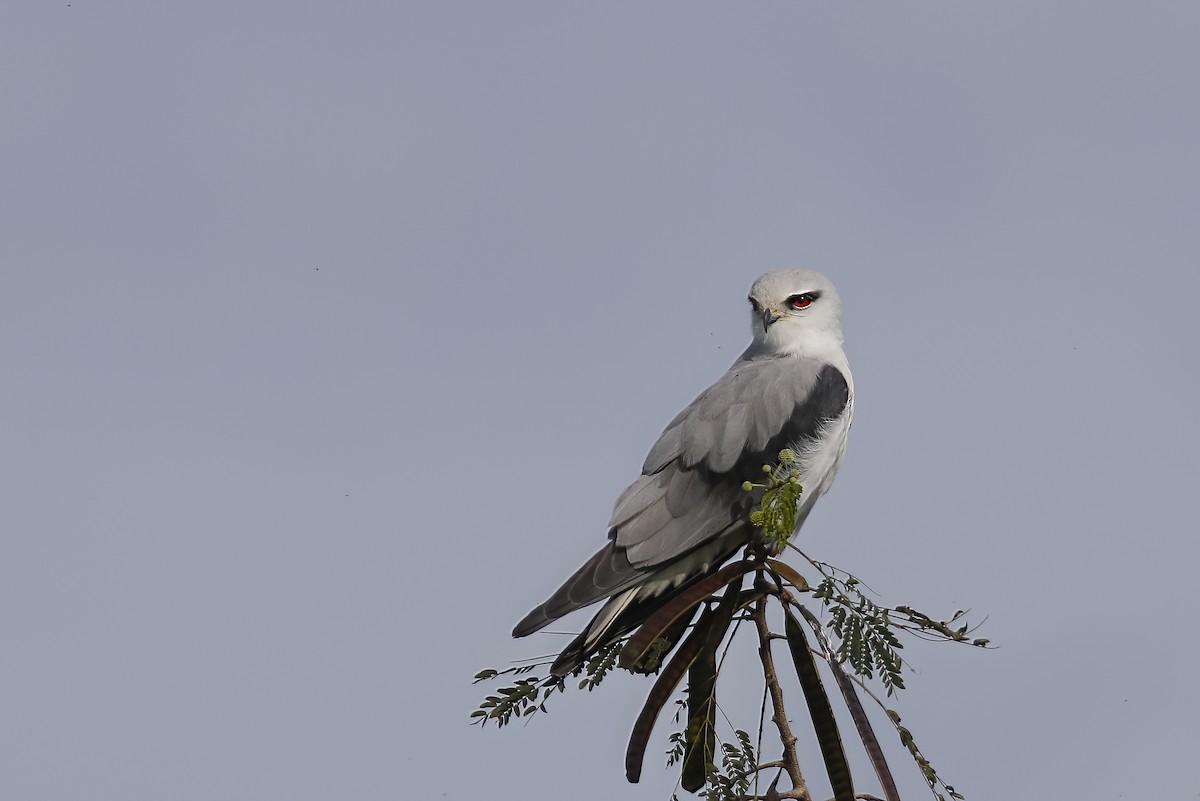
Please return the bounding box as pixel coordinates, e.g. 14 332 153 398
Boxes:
747 269 845 357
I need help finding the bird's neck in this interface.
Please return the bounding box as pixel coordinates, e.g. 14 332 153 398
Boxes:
761 328 845 360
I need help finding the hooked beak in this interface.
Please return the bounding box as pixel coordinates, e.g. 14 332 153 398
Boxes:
760 308 781 333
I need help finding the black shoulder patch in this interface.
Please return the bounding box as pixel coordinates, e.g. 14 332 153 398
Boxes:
716 363 849 479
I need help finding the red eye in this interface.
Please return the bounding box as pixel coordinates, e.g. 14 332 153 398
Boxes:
786 293 817 310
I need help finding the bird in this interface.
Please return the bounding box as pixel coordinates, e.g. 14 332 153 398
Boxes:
513 269 854 676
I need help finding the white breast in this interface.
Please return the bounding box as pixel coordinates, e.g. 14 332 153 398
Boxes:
790 396 854 533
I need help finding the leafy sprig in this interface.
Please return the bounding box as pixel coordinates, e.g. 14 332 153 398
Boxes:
704 729 758 801
471 640 626 726
742 448 803 551
887 709 965 801
803 558 991 700
812 575 907 695
667 728 757 801
470 668 563 727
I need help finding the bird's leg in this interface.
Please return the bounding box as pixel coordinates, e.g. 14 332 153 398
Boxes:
745 539 772 564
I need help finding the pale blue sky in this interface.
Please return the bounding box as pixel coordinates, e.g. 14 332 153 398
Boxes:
3 3 1199 800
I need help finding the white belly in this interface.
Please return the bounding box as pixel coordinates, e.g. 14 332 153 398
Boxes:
790 398 853 534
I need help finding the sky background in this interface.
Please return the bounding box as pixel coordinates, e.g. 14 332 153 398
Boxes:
3 2 1199 800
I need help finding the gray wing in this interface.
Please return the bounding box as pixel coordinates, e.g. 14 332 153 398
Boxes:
512 356 849 638
616 356 849 566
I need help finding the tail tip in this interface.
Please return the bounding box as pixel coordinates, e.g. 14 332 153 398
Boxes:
511 609 545 639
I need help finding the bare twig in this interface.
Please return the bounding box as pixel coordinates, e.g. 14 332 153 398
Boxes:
751 584 812 801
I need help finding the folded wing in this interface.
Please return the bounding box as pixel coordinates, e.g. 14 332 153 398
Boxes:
512 356 850 639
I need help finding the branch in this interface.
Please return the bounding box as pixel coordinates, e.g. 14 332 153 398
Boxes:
478 451 987 800
751 586 812 801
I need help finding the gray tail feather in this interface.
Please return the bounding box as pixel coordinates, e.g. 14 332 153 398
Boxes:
548 590 637 676
521 538 748 676
511 541 643 639
549 604 634 677
546 568 719 677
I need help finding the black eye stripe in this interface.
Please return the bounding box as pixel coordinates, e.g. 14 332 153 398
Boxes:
785 291 820 309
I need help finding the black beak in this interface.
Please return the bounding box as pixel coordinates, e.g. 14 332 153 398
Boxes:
760 309 781 333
